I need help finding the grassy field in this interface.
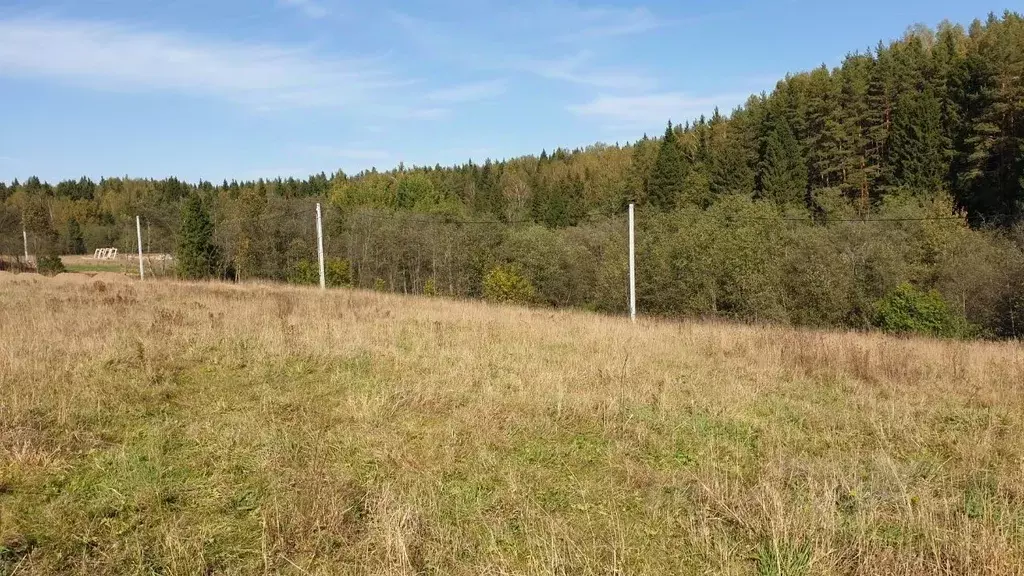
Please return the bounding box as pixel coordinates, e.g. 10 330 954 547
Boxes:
59 255 173 277
57 255 129 275
1 273 1023 575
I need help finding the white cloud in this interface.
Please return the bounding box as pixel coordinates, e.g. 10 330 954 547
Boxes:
383 106 450 120
568 92 742 129
280 0 329 19
389 11 453 56
426 79 506 103
525 51 655 92
557 6 661 42
0 17 403 110
387 9 658 93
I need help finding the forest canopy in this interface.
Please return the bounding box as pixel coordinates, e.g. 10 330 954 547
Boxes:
2 12 1023 337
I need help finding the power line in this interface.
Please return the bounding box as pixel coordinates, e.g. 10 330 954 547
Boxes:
215 204 315 226
730 215 965 223
337 209 531 226
136 200 983 231
340 208 969 226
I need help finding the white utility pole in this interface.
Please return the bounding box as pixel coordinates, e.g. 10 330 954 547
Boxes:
136 215 145 280
628 203 636 323
315 203 326 290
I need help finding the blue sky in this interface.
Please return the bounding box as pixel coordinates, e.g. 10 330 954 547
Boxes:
0 0 1015 183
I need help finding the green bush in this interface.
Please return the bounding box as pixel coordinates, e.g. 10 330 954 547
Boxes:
288 259 318 286
423 277 438 296
288 258 351 288
482 265 535 305
325 258 351 287
36 255 66 276
873 282 969 338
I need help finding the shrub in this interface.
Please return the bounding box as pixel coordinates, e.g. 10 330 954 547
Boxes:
873 282 970 338
289 258 351 288
288 259 318 286
36 255 66 276
423 277 438 296
482 265 535 305
325 259 351 287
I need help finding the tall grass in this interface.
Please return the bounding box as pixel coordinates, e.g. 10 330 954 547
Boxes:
1 272 1023 574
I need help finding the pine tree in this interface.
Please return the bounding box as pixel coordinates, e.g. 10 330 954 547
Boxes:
234 183 268 280
957 13 1024 225
710 136 753 196
758 111 808 205
565 172 587 226
530 180 569 227
625 137 655 207
649 121 687 210
474 160 505 218
710 106 757 196
23 196 60 258
864 43 897 200
804 64 847 190
889 89 947 191
65 217 86 255
176 192 218 280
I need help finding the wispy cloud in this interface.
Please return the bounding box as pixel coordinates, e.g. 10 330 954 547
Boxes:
384 106 450 120
280 0 329 19
568 92 743 129
0 17 403 110
525 51 655 91
389 10 457 58
426 79 506 103
557 6 661 42
0 156 18 163
388 8 657 93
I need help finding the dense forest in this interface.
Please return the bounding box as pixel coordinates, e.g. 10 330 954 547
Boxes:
2 13 1023 337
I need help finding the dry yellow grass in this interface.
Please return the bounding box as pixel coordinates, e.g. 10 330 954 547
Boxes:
1 275 1023 575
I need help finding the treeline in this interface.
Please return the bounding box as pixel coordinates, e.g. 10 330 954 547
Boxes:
332 196 1023 338
1 13 1023 337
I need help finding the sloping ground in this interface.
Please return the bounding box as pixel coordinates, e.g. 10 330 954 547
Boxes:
1 277 1023 575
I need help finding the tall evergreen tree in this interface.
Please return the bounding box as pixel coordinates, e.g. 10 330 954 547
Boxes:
710 120 756 196
649 122 687 210
530 180 569 227
176 192 218 280
803 65 841 190
758 111 808 204
567 172 587 225
65 217 86 255
625 137 655 207
234 183 268 281
889 89 948 191
22 195 60 257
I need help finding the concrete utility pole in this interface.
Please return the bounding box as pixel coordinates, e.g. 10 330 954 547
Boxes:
628 203 636 323
316 203 326 290
136 215 145 280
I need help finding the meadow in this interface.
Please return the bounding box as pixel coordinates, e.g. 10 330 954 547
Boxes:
1 272 1023 575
